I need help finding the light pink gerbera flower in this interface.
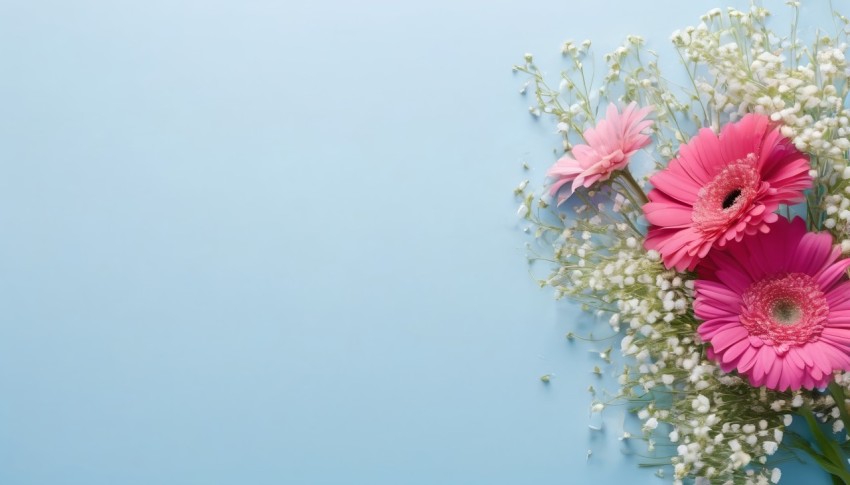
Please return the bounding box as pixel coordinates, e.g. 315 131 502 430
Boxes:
695 217 850 391
547 102 653 204
644 114 811 271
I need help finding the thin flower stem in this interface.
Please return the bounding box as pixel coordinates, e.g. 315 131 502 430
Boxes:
618 169 650 206
675 47 709 125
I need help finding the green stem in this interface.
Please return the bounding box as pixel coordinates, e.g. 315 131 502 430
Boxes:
618 169 650 206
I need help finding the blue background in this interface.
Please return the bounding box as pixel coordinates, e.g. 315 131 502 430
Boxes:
0 1 833 483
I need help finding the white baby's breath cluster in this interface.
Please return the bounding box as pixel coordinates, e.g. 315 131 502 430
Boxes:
515 3 850 484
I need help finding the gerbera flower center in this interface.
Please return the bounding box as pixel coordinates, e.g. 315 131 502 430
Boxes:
771 299 801 325
739 273 829 354
721 188 742 209
691 154 761 234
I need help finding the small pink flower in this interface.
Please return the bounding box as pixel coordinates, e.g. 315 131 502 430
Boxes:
547 102 653 204
695 217 850 391
643 114 811 271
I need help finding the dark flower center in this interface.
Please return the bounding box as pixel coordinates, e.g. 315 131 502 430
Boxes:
691 157 759 233
722 188 742 209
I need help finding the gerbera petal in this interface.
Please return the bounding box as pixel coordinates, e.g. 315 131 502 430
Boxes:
790 232 834 274
644 202 695 227
737 346 760 373
793 347 815 368
765 357 784 390
786 348 805 369
721 338 750 364
648 170 701 204
820 328 850 349
694 302 737 320
817 258 850 290
710 326 749 352
827 281 850 308
819 342 850 369
778 360 798 390
694 280 741 308
752 346 774 380
698 318 740 340
712 267 752 294
810 346 833 376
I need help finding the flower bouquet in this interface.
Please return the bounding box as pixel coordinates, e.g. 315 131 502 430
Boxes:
515 3 850 484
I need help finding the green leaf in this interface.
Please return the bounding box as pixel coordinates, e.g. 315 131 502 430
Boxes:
798 406 850 484
787 430 832 470
829 382 850 441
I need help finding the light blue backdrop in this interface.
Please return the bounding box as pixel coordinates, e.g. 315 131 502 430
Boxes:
0 1 834 483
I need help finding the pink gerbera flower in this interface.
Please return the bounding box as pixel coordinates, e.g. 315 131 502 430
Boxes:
547 102 653 204
644 114 811 271
695 217 850 391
